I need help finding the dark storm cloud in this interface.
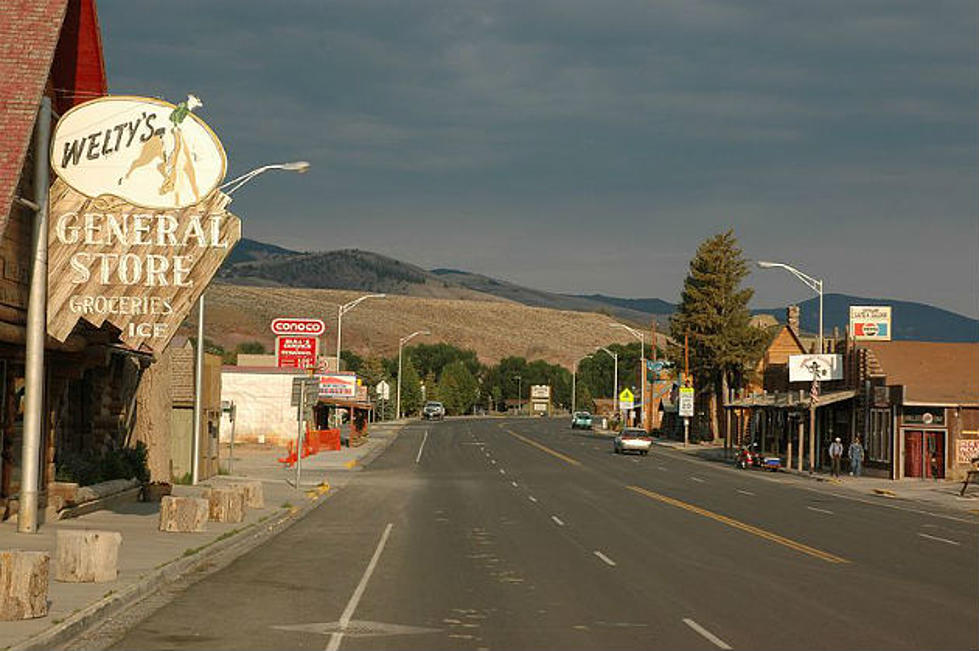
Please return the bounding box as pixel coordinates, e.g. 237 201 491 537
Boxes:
100 1 978 316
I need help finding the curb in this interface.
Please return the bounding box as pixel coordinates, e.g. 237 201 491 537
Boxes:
10 425 405 651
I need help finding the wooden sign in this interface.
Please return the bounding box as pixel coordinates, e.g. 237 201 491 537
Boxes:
46 178 240 351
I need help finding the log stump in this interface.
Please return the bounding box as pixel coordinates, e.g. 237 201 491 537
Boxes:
0 550 50 620
158 496 209 533
229 481 264 509
55 530 122 583
208 487 243 523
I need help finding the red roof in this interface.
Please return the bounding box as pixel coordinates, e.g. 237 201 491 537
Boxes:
0 0 106 239
863 341 979 406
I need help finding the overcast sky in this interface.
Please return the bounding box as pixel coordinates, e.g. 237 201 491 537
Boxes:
99 1 978 317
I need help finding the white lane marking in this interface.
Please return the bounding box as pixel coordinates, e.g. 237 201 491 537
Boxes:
511 481 518 488
325 523 394 651
690 476 705 483
683 618 732 650
528 496 538 503
736 489 755 496
657 466 668 471
593 550 616 567
491 459 496 464
500 469 506 475
918 532 961 546
807 506 834 515
415 430 428 464
551 515 565 526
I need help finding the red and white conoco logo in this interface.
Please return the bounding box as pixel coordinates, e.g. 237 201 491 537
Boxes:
271 317 326 336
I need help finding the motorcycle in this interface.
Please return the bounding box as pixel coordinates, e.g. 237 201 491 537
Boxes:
736 442 782 472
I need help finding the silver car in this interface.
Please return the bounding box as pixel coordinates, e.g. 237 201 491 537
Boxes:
613 428 652 455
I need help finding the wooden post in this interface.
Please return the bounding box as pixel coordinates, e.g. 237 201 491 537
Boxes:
159 496 209 533
55 530 121 583
0 551 49 620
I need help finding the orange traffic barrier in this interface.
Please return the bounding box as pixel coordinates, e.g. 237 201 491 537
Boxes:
276 428 343 467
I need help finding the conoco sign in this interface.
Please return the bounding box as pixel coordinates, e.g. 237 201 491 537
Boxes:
271 318 326 337
46 95 240 352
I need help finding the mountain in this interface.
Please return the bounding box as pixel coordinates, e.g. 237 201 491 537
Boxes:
218 248 502 301
755 294 979 343
219 239 978 343
430 268 654 323
226 238 299 265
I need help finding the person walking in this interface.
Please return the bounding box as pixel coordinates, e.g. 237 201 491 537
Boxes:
829 437 843 478
849 436 865 477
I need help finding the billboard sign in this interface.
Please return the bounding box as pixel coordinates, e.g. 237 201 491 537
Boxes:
530 385 551 399
316 372 357 399
276 335 319 369
850 306 891 341
789 354 844 382
271 317 326 337
46 95 239 352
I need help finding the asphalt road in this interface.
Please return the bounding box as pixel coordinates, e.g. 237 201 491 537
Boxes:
108 418 978 650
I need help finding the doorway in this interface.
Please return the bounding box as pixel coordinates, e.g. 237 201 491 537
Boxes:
903 429 946 479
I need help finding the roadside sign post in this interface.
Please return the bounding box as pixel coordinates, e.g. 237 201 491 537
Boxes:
291 374 319 489
679 386 694 447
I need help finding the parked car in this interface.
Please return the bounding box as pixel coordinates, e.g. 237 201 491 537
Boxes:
422 401 445 421
570 411 593 429
613 428 652 455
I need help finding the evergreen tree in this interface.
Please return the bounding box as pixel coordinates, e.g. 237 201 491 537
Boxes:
398 356 423 417
438 360 480 415
669 230 767 440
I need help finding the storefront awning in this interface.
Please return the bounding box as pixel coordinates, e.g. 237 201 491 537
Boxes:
725 389 857 410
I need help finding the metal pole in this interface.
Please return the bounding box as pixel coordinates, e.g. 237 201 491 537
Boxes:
684 417 690 448
809 404 816 474
396 341 403 419
640 336 646 431
18 97 51 534
229 403 236 475
335 304 343 371
613 355 618 413
295 379 304 489
818 282 824 353
571 362 576 414
518 377 522 415
192 295 204 485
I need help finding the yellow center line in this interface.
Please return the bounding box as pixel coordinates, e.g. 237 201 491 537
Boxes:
506 429 581 467
626 485 849 564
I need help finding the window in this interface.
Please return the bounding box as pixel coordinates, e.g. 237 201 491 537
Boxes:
867 408 892 463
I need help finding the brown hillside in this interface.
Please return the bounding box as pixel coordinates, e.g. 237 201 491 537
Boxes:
195 285 667 367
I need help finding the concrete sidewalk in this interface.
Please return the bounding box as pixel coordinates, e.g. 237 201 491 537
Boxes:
0 422 404 651
651 437 979 517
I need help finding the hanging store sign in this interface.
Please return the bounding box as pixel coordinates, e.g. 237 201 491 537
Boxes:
850 306 891 341
51 95 226 210
788 354 844 382
46 95 240 352
530 385 551 399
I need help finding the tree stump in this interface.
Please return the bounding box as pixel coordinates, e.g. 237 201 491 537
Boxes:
229 481 264 509
0 550 50 620
158 496 209 533
208 487 243 523
55 530 122 583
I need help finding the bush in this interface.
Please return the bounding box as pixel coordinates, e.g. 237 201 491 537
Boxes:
54 441 151 486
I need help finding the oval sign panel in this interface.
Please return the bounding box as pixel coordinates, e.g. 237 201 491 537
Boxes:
51 96 226 210
271 318 327 337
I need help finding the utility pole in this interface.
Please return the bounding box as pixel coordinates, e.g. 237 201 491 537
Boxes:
18 96 51 534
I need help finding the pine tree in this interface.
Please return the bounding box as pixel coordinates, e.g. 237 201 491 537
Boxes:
669 230 767 440
399 357 423 417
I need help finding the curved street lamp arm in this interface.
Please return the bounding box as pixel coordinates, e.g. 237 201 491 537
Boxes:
341 293 387 315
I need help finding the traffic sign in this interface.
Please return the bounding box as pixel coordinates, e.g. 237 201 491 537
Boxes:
376 380 390 400
679 387 694 418
619 388 635 410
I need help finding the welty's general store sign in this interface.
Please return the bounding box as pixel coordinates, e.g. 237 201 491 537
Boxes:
46 96 240 352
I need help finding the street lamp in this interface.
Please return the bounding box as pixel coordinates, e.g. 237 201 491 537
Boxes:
611 322 645 428
600 347 619 413
192 160 310 485
756 261 824 353
397 330 430 419
335 293 386 372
